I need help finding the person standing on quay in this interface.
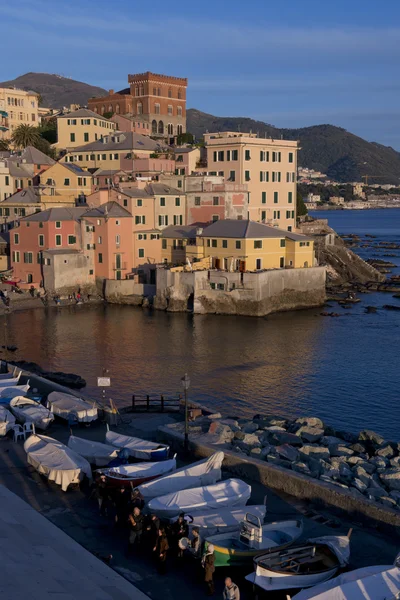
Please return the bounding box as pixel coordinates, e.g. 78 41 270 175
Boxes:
153 527 169 574
223 578 240 600
202 543 215 596
127 507 144 554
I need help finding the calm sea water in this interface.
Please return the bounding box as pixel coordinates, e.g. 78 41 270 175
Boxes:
2 209 400 440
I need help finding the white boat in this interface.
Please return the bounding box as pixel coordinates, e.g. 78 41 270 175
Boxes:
0 373 21 387
0 405 15 436
184 503 267 536
0 384 30 401
10 396 54 430
246 534 351 592
105 427 169 461
148 478 251 519
67 435 120 467
24 434 92 491
138 452 224 501
98 457 177 488
291 565 400 600
47 391 98 423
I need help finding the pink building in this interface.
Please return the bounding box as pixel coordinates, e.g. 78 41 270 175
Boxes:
110 113 151 136
120 155 175 176
185 176 249 225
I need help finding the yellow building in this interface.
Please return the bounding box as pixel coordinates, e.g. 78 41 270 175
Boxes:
162 219 314 271
39 161 92 204
0 87 39 140
204 132 298 231
56 108 116 151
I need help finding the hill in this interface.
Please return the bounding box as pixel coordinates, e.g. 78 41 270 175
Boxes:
0 73 107 109
187 109 400 184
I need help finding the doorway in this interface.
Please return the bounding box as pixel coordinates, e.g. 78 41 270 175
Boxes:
256 258 262 270
280 256 285 268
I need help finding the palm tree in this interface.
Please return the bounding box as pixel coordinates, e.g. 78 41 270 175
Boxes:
11 124 40 149
0 139 10 151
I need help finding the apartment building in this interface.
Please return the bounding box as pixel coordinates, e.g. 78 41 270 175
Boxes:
0 87 39 140
185 175 249 224
56 109 116 150
39 162 92 203
175 147 201 175
204 132 298 230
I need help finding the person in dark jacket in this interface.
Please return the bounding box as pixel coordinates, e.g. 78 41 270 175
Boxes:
127 507 144 553
153 527 169 574
223 578 240 600
202 543 215 596
145 513 160 550
171 512 189 557
94 475 108 515
114 486 131 528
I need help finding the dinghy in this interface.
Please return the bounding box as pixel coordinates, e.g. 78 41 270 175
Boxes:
246 534 351 592
105 427 169 461
148 478 251 519
47 391 98 423
24 434 92 491
0 384 30 404
67 435 120 467
138 452 224 501
10 396 54 430
0 405 15 436
0 373 21 387
184 503 267 537
207 515 303 567
98 456 177 487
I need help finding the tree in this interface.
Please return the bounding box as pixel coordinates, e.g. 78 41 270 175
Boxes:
32 137 56 159
0 139 10 151
36 93 44 107
176 131 194 145
297 191 308 217
11 124 40 149
38 118 57 144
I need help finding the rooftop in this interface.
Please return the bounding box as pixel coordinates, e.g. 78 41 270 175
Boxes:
200 219 312 240
162 224 201 239
8 145 56 166
23 207 88 223
73 132 165 153
84 201 132 218
0 187 40 205
120 188 153 199
57 108 111 120
145 183 182 196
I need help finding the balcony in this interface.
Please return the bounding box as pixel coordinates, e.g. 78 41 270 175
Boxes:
112 262 127 270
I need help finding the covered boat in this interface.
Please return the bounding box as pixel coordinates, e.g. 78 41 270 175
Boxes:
98 456 177 487
24 434 92 491
185 504 267 537
138 452 224 501
207 516 303 567
148 478 251 519
291 565 400 600
0 384 30 404
10 396 54 430
67 435 119 467
0 374 21 387
47 391 98 423
0 405 15 436
106 427 169 461
246 534 351 592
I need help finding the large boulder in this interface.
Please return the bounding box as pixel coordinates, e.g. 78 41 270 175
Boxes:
276 444 300 462
335 430 358 444
242 422 259 434
356 460 376 474
350 442 367 454
295 416 324 429
268 431 304 447
339 462 354 484
376 444 396 459
321 436 345 447
233 430 245 441
351 478 368 493
296 426 324 443
207 422 234 444
390 457 400 468
369 456 389 469
379 469 400 491
329 444 354 458
292 462 312 476
346 456 365 466
366 487 388 500
381 497 398 509
359 430 385 446
264 425 287 433
389 491 400 504
299 445 330 461
352 466 372 487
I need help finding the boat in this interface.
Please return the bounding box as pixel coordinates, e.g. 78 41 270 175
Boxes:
97 456 177 487
291 565 400 600
0 405 15 436
184 503 267 537
105 426 169 461
67 435 120 467
0 373 22 387
24 434 92 491
206 515 303 567
148 478 251 519
10 396 54 430
46 391 98 423
138 452 224 501
0 384 30 404
246 534 351 592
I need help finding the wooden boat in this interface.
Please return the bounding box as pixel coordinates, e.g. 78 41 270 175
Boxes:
206 515 303 567
97 456 177 487
0 405 15 436
47 391 98 423
246 534 351 592
10 396 54 430
105 426 169 461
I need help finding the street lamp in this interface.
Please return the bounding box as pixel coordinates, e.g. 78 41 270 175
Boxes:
181 373 190 452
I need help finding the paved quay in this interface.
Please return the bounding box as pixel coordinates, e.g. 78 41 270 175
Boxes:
0 413 399 600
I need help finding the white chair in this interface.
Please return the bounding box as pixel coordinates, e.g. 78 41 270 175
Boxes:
23 422 35 437
12 424 25 442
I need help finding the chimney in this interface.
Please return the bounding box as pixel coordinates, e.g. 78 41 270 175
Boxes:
109 89 114 95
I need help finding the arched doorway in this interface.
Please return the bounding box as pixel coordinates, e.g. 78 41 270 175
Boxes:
158 120 164 135
152 120 157 134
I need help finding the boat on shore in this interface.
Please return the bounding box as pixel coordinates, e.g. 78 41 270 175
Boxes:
98 456 177 487
0 384 30 404
185 503 267 537
0 405 15 435
105 427 169 461
46 392 98 423
10 396 54 430
67 435 120 467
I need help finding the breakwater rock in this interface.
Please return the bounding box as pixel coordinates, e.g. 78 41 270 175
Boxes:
165 413 400 510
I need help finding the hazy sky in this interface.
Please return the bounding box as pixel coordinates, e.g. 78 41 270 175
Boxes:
3 0 400 148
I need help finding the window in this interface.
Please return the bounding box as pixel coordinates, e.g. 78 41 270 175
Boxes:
222 240 228 248
55 235 62 246
160 197 166 207
261 210 266 221
115 235 120 245
68 235 76 244
177 180 182 188
4 208 9 216
286 210 291 219
13 233 19 244
280 239 286 247
288 226 292 232
245 171 250 182
194 197 201 206
98 253 103 263
173 215 183 225
136 199 143 207
64 178 70 186
175 197 180 207
207 239 211 247
70 133 75 142
289 152 294 163
84 133 89 142
39 234 44 246
229 170 235 181
155 103 160 115
288 191 293 204
217 151 224 162
162 239 167 250
260 151 269 162
232 149 238 161
272 151 281 162
245 150 251 161
12 251 20 263
168 105 173 116
102 154 106 160
211 239 217 248
177 106 182 117
212 215 219 222
116 220 120 226
272 172 281 182
260 171 269 182
254 240 262 249
5 176 9 186
138 248 145 258
55 221 61 229
213 196 219 206
114 153 118 160
23 252 33 263
158 215 168 227
291 210 295 218
235 240 241 249
274 192 279 204
273 210 281 219
256 259 262 270
262 191 267 204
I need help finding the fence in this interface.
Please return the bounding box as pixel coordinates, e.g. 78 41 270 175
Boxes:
130 394 182 413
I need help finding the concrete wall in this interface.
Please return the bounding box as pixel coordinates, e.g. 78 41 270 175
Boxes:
43 251 96 295
104 279 156 303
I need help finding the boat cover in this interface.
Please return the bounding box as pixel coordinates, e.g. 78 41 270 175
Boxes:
0 405 15 436
47 392 98 423
67 436 119 467
105 429 169 460
24 434 92 491
10 396 54 429
100 457 177 479
148 478 251 518
138 452 224 500
0 376 21 387
0 384 30 399
185 505 266 534
292 565 400 600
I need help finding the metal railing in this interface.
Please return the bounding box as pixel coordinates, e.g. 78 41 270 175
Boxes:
131 394 182 412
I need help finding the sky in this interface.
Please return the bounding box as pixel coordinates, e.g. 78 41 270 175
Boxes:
3 0 400 148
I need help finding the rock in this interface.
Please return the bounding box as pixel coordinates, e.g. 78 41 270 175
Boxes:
320 474 334 484
243 433 262 447
346 456 364 466
268 431 304 447
295 416 324 429
187 425 203 433
389 491 400 504
321 465 340 480
266 455 291 469
359 430 385 445
207 422 234 444
242 422 259 434
264 425 287 432
339 462 354 483
268 418 288 428
329 444 354 458
232 445 247 455
250 447 262 456
349 488 364 498
331 481 350 490
350 443 367 454
299 445 330 460
351 478 368 493
292 462 311 476
366 487 388 500
381 497 398 508
296 426 324 443
335 430 358 444
369 456 389 469
276 444 299 462
207 413 222 420
352 466 372 487
321 436 345 447
376 444 395 459
390 457 400 468
357 460 376 474
379 469 400 491
330 456 348 468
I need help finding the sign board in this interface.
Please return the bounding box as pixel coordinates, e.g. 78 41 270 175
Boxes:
97 377 111 387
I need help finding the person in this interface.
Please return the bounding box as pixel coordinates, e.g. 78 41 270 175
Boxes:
114 486 131 528
94 475 108 515
153 527 169 574
202 543 215 596
171 513 189 557
146 513 160 550
223 578 240 600
127 507 144 553
29 285 35 297
130 488 144 511
187 526 202 559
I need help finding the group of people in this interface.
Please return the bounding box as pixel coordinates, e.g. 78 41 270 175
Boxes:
93 476 240 597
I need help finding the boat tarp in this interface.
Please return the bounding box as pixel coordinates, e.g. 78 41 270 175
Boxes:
0 384 29 399
24 434 92 491
10 396 54 429
100 457 177 479
47 392 98 423
105 429 168 460
184 505 266 532
307 535 350 567
148 478 251 518
67 436 119 466
292 565 400 600
0 405 15 436
138 452 224 500
0 375 21 387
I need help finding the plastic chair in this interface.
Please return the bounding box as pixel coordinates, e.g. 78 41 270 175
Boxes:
23 422 35 437
12 424 25 442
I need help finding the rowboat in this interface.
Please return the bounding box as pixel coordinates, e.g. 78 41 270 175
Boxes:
47 391 98 423
148 478 251 519
185 503 267 537
67 435 120 467
97 456 177 487
0 405 15 436
10 396 54 430
246 534 351 592
138 452 224 501
0 384 30 404
105 427 169 461
24 434 92 491
207 516 303 567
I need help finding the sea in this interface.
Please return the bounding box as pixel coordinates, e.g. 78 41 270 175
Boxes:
2 209 400 440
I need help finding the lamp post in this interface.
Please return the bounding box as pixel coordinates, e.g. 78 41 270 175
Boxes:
181 373 190 453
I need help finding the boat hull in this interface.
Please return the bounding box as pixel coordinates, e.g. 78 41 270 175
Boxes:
213 546 260 567
105 472 164 488
246 567 339 591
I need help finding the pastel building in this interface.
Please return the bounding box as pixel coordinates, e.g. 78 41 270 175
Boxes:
39 162 92 204
56 109 116 150
185 175 249 224
0 87 39 139
175 147 202 175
